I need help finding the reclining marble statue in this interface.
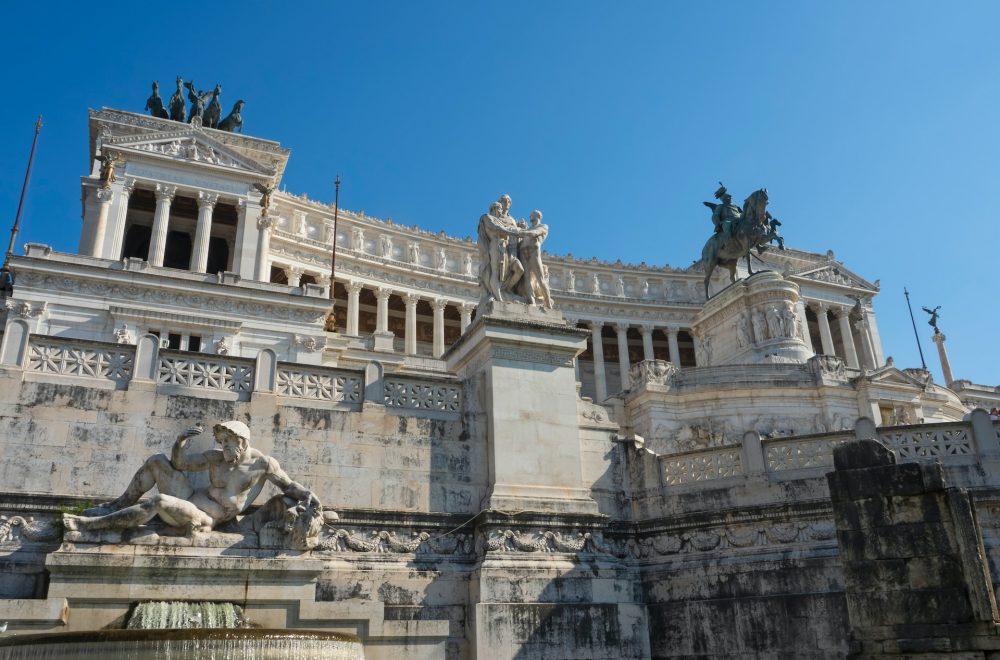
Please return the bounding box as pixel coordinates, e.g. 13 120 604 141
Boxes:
63 421 328 548
477 194 553 308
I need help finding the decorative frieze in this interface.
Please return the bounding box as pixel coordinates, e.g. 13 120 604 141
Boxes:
661 447 743 485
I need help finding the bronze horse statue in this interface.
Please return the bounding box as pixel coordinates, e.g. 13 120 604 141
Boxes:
699 188 784 298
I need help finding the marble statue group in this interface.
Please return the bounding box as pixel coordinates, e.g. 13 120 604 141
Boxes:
477 194 553 308
145 76 244 133
64 421 327 549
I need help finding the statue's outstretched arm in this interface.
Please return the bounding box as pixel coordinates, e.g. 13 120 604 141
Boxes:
170 426 211 471
265 457 321 507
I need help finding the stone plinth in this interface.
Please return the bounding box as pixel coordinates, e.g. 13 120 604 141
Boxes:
692 271 811 366
445 301 599 515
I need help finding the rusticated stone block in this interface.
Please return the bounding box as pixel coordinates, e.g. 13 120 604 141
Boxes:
833 438 895 471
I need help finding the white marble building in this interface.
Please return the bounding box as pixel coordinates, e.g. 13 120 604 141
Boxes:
0 105 996 659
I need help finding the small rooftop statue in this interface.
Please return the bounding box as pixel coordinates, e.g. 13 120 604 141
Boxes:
143 78 245 133
699 182 785 298
922 305 942 334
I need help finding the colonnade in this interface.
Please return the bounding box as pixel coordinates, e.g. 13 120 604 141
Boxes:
583 321 690 402
808 302 881 370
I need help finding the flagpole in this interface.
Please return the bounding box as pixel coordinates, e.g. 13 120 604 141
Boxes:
903 287 927 369
2 115 43 289
325 175 341 331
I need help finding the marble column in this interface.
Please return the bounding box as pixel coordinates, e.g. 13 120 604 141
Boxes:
795 299 813 353
148 184 176 267
615 323 631 391
191 192 218 273
855 312 877 369
432 299 446 358
103 178 134 260
87 187 114 258
835 307 860 369
254 216 273 282
667 328 681 368
404 294 419 355
932 332 954 385
640 324 655 362
375 287 391 334
284 266 303 288
589 321 607 403
813 304 836 356
314 275 331 297
346 282 362 336
459 303 474 333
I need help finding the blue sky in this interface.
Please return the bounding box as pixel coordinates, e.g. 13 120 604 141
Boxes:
0 2 997 385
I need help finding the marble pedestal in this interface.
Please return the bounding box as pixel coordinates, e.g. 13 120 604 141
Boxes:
693 271 811 366
445 301 598 515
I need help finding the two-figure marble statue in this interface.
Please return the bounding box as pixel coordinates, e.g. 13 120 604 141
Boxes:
64 420 331 549
477 194 553 308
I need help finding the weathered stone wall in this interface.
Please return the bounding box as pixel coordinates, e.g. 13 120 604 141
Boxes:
0 374 485 514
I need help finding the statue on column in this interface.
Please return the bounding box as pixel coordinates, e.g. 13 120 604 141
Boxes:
144 81 169 119
63 421 331 549
922 305 942 334
475 194 557 308
168 76 186 122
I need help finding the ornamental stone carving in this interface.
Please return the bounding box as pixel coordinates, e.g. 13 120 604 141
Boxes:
629 359 677 388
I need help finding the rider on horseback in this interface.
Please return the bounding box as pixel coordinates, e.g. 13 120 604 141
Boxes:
710 182 742 245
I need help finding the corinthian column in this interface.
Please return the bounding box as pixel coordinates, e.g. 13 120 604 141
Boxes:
813 303 836 356
432 299 447 358
346 282 362 336
835 307 860 369
254 216 273 282
375 288 391 334
191 192 218 273
148 184 176 266
459 303 474 333
640 325 655 362
86 187 114 257
667 328 681 368
589 321 607 403
615 323 631 391
404 294 419 355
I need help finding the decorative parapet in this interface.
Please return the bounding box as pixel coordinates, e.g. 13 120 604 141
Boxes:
383 376 462 413
276 364 362 405
764 433 853 472
628 359 677 390
660 446 743 485
26 336 134 388
157 350 254 400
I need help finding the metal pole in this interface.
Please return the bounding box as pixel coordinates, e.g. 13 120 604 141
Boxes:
3 115 43 282
329 175 340 295
324 176 340 332
903 287 927 369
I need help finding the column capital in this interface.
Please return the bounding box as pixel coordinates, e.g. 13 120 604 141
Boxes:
431 298 448 311
374 287 392 301
154 184 177 203
403 293 421 306
932 331 947 344
257 215 273 231
587 320 604 332
95 187 114 203
283 266 303 278
459 302 476 312
639 324 654 335
197 191 219 209
120 177 136 197
665 327 679 337
346 280 364 295
613 322 630 334
313 274 330 287
811 301 829 314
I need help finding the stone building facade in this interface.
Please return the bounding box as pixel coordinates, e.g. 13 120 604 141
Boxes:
0 107 998 659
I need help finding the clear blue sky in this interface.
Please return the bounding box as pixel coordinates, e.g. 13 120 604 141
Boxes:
0 2 997 386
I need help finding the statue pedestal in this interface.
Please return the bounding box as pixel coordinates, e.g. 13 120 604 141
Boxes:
445 301 598 515
693 271 811 366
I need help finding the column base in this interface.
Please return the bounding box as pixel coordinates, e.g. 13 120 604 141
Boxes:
371 331 395 352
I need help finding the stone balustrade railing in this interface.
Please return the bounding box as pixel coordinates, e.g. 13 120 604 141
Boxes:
646 413 1000 490
0 326 461 416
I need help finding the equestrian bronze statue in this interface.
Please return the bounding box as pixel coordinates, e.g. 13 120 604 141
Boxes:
699 183 784 298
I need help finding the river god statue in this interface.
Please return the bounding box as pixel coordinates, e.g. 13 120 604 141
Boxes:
63 421 328 548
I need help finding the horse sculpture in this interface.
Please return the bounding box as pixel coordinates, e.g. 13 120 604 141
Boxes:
699 188 784 298
218 100 245 133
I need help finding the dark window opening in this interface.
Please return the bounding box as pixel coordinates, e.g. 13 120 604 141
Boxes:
122 225 151 261
163 231 193 270
167 333 182 350
206 237 230 274
188 336 201 352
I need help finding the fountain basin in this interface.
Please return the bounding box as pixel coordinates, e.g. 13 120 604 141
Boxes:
0 628 365 659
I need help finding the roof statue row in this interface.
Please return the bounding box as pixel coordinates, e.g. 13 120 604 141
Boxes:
145 77 244 133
